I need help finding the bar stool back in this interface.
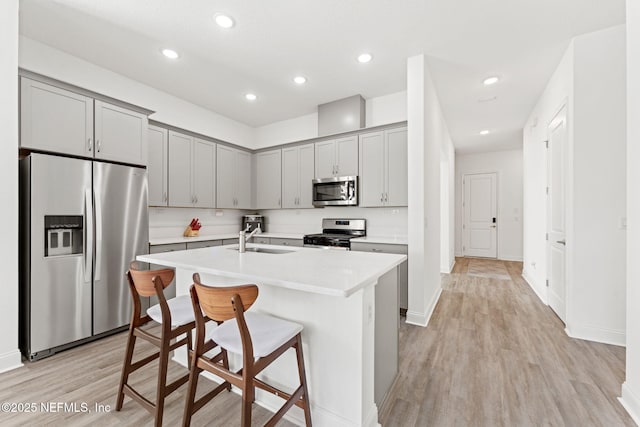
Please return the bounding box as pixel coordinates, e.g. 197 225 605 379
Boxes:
182 273 312 427
116 262 196 427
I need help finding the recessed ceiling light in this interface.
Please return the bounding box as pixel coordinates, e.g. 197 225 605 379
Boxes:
245 93 257 101
357 53 373 63
480 130 490 135
214 13 235 29
483 76 499 86
161 48 179 59
293 76 307 85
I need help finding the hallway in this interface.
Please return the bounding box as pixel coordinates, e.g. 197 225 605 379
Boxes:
380 258 635 426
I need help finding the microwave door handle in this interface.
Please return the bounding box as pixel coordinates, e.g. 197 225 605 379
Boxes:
84 188 93 284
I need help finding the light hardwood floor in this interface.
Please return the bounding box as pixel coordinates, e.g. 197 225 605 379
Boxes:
0 257 634 426
379 257 636 427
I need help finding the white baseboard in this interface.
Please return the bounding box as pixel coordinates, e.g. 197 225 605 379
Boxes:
406 287 442 327
565 323 625 347
0 350 23 374
620 382 640 426
498 255 523 262
522 268 547 305
440 258 456 274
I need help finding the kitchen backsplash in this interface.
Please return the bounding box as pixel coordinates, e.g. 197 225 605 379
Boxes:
259 207 408 237
149 206 408 239
149 208 250 239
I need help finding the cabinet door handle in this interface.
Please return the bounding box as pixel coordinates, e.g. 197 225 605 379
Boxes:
282 242 289 246
87 138 93 152
163 192 167 202
195 195 198 204
96 140 101 153
384 193 388 203
278 198 281 206
381 193 384 203
371 248 382 252
335 165 339 175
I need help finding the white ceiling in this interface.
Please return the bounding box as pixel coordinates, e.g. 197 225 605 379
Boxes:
19 0 625 153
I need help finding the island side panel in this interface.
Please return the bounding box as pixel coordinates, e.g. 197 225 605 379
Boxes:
175 268 378 427
374 266 399 407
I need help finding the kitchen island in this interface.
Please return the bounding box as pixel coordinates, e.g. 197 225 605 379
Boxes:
137 243 406 427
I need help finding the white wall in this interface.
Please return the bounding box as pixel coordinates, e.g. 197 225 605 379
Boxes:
261 207 407 237
0 0 22 373
253 91 408 149
406 55 444 327
19 37 255 148
365 91 408 128
523 24 627 346
441 123 456 273
622 0 640 422
455 149 524 261
568 25 626 345
523 42 574 302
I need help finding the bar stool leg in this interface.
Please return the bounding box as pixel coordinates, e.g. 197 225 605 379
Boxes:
155 342 170 427
222 349 232 392
241 380 254 427
116 328 137 411
186 330 193 371
295 334 312 426
182 363 201 427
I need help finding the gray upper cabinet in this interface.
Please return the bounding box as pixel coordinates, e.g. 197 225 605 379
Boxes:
168 131 193 207
192 138 216 208
282 143 315 208
314 135 358 178
256 149 282 209
385 127 408 207
20 77 148 166
94 100 148 165
147 126 168 206
217 145 251 209
359 127 408 207
20 77 93 158
168 131 216 208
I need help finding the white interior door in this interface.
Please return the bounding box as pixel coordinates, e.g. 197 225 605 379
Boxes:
463 173 497 258
547 105 567 322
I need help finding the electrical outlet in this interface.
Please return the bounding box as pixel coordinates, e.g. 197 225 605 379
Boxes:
215 210 223 217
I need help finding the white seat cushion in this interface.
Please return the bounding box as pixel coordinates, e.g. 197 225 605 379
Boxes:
147 295 195 327
211 312 303 358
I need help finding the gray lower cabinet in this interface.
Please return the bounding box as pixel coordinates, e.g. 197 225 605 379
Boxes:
269 238 303 247
148 243 187 304
250 237 303 247
186 240 222 250
222 238 240 245
351 242 409 310
252 236 271 244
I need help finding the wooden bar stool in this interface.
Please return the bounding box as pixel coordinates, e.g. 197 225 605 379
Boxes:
182 273 312 427
116 262 196 427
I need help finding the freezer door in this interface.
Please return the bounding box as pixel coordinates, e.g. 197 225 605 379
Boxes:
93 161 149 335
26 154 93 355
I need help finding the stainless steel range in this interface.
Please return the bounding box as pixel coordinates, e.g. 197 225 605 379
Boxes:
303 218 366 250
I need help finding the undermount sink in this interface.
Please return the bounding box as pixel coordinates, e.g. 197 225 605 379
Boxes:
228 247 294 254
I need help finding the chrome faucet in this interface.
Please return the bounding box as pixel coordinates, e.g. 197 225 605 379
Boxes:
238 223 261 253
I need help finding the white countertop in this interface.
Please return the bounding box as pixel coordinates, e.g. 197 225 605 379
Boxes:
351 236 408 245
138 244 406 298
149 232 305 246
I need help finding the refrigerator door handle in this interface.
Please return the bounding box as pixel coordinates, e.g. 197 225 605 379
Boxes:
94 187 103 281
84 188 93 284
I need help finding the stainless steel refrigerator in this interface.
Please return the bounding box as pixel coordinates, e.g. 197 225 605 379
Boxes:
20 153 148 360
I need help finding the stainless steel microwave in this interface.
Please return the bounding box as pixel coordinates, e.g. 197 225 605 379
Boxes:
312 176 358 207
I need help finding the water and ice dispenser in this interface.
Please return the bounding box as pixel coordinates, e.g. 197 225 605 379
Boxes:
44 215 83 257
